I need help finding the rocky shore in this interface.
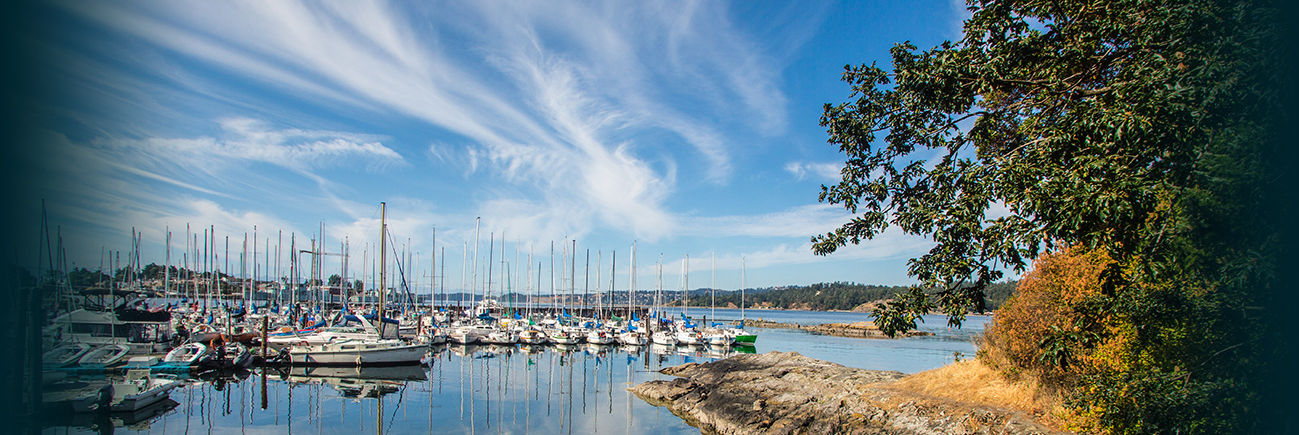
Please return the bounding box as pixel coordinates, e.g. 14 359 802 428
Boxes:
630 351 1067 435
741 319 935 339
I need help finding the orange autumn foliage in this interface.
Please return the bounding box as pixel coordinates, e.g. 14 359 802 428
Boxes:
980 246 1111 385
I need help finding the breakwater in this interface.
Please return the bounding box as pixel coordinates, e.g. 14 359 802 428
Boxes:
740 318 934 339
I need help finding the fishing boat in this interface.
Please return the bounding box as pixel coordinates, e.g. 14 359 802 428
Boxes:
78 344 131 367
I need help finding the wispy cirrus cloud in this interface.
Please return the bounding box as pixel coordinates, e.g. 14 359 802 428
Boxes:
54 0 803 244
131 118 403 175
784 161 842 182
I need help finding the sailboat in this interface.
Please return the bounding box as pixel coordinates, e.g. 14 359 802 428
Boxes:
285 203 425 366
616 246 648 346
700 253 731 346
730 257 757 346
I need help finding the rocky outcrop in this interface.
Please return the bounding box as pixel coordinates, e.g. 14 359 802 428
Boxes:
630 351 1068 435
741 319 934 339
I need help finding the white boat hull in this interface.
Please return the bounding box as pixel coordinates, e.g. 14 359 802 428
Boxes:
288 340 426 365
78 344 131 367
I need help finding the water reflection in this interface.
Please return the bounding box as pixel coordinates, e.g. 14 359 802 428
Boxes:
44 343 744 434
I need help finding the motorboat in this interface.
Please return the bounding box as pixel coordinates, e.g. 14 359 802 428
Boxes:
71 369 183 413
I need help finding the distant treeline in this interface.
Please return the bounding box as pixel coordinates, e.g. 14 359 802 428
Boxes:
685 280 1019 312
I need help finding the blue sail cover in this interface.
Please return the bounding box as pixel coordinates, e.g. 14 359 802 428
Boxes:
478 313 497 322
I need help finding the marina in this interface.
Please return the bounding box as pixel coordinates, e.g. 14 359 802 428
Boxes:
39 312 983 434
33 202 986 434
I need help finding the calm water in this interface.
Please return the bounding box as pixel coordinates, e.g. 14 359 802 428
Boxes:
43 310 990 435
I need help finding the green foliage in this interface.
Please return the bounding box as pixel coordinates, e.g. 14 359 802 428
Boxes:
66 267 108 289
686 280 1017 313
814 0 1289 432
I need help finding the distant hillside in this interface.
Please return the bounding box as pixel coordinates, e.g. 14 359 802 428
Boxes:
685 280 1019 313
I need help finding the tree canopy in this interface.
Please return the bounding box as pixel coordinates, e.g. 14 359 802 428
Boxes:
814 0 1292 432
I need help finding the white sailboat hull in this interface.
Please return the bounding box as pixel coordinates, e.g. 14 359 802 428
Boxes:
287 340 426 365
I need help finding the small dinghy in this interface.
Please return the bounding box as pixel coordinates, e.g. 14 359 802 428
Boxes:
44 343 92 368
79 344 131 367
163 342 211 366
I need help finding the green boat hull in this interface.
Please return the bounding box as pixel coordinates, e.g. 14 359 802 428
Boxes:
732 334 757 345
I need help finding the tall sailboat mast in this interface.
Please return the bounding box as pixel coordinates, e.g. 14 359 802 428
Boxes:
378 202 387 337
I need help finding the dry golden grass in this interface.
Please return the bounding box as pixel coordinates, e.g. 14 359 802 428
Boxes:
882 359 1069 429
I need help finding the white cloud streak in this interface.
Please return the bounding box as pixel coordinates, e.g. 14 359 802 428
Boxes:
56 0 798 244
784 161 842 182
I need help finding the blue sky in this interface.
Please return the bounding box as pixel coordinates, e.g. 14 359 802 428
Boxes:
17 0 974 294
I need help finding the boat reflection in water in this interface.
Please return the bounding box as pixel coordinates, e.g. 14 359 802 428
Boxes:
286 365 428 399
43 343 749 435
54 398 180 434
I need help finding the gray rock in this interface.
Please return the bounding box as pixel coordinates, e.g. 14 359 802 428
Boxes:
630 351 1071 435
